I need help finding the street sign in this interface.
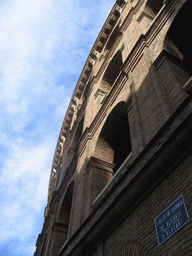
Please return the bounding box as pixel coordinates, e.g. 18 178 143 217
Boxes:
155 195 189 245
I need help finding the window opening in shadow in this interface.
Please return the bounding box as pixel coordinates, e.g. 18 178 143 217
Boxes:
72 116 84 149
144 0 164 18
51 181 74 256
105 25 119 51
167 1 192 75
58 181 74 227
96 101 132 174
101 50 123 91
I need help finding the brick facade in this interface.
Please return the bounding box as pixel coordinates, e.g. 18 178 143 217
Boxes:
34 0 192 255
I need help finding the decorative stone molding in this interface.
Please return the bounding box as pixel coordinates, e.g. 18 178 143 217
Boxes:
52 222 68 233
86 157 115 174
90 58 95 66
93 152 132 208
93 50 100 58
47 0 129 206
116 6 123 14
94 88 108 100
101 32 107 39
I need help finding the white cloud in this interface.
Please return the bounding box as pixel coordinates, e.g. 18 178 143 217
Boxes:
0 139 53 240
0 0 115 255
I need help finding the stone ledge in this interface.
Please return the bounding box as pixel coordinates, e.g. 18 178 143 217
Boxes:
183 77 192 95
92 152 132 208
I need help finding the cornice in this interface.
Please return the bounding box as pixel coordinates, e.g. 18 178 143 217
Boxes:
49 70 129 210
47 0 174 209
47 1 130 206
86 157 116 173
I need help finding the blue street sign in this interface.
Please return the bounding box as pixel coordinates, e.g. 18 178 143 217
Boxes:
155 195 189 245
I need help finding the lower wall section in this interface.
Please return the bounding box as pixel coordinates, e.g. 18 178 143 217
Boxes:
107 242 150 256
97 151 192 256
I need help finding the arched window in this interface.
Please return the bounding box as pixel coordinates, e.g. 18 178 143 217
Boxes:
50 182 74 256
101 50 123 91
58 181 74 227
144 0 164 19
95 101 132 174
88 102 132 205
166 0 192 75
105 25 119 51
63 116 84 171
72 116 84 149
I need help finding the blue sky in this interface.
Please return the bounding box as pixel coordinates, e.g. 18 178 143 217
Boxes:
0 0 115 255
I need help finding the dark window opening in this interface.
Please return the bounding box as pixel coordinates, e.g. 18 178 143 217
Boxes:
113 125 131 173
105 25 119 51
168 1 192 75
144 0 164 18
58 181 74 227
72 116 84 149
96 101 132 174
50 181 74 256
101 50 123 91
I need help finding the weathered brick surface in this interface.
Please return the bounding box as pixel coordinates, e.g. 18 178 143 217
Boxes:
34 1 192 255
104 152 192 255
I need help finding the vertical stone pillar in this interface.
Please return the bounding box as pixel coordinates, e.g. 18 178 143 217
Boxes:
83 157 115 218
154 50 190 110
49 222 68 256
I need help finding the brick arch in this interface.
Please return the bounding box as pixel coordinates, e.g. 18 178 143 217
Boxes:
163 0 192 75
94 101 131 173
144 0 164 19
101 50 123 91
58 181 75 223
162 0 188 52
50 181 75 256
105 25 120 51
137 0 164 33
71 115 84 149
113 241 150 256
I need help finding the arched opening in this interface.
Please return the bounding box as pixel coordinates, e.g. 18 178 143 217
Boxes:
101 50 123 91
50 181 74 256
64 116 84 172
95 101 132 174
58 181 74 226
88 102 132 204
144 0 164 18
72 116 84 149
105 25 119 51
40 235 47 256
166 0 192 75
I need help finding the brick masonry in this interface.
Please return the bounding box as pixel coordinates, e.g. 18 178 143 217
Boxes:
34 0 192 255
